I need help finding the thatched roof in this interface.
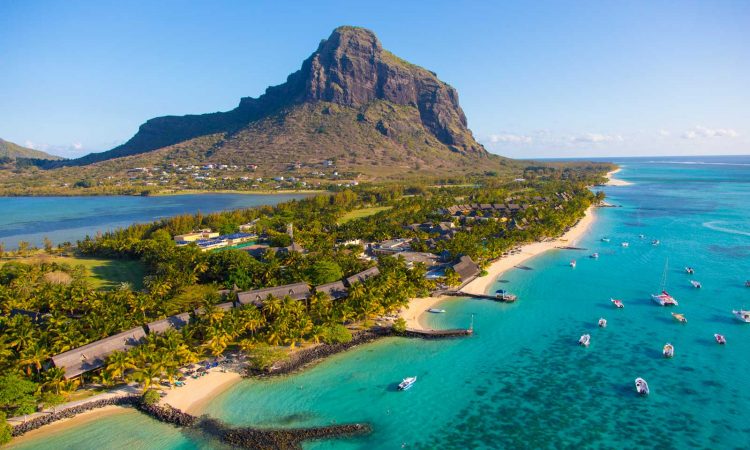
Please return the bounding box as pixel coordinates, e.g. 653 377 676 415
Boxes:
345 267 380 286
194 301 235 316
315 281 348 300
146 312 191 334
51 326 147 379
452 255 480 283
237 282 311 307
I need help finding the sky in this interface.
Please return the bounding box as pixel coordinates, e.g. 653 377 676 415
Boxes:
0 0 748 159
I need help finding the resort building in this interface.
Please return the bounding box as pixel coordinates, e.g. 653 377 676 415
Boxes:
372 238 412 255
145 312 191 334
236 282 311 307
176 232 256 251
314 280 348 300
451 255 480 287
345 267 381 286
395 251 440 267
50 326 147 379
174 229 219 243
193 301 235 316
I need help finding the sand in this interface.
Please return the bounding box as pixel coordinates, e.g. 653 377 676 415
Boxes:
604 168 632 186
402 206 597 331
159 369 242 415
8 405 130 447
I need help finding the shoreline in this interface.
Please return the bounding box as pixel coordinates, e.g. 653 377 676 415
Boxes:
160 369 243 415
604 168 632 186
401 205 597 331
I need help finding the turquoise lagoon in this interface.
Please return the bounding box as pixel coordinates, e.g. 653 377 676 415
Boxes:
0 193 309 249
12 157 750 449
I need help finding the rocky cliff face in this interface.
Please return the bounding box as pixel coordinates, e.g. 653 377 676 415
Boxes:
66 26 487 167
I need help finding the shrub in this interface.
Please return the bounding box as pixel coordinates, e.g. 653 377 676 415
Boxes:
322 324 352 344
0 412 11 445
392 317 407 333
141 389 161 406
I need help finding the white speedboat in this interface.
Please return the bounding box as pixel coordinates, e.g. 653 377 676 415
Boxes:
570 260 576 268
590 252 599 259
639 234 645 239
598 318 607 328
663 343 674 358
621 242 629 247
714 334 726 345
652 240 660 246
398 376 417 390
601 237 611 242
732 310 750 323
579 334 591 347
685 267 695 274
690 280 701 289
427 308 446 313
611 298 624 308
745 280 750 288
635 377 650 395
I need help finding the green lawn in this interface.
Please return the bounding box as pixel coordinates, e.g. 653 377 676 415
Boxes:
338 206 392 224
1 255 145 290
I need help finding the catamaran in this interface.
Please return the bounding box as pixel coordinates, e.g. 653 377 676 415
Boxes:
579 334 591 347
635 377 650 395
598 318 607 327
690 280 702 289
732 310 750 323
611 298 624 308
398 376 417 390
621 242 629 247
652 259 678 306
714 334 727 345
663 343 674 358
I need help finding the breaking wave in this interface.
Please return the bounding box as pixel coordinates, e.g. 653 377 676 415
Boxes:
702 221 750 237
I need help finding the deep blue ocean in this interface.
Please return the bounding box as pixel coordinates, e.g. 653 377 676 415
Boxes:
0 194 308 249
10 156 750 449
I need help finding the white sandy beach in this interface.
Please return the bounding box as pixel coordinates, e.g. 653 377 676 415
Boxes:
401 206 597 331
604 168 632 186
7 405 130 447
160 369 242 415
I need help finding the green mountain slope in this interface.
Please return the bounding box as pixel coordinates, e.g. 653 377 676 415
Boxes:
0 138 62 160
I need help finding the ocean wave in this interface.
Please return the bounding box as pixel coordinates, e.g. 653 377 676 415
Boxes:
702 221 750 237
646 161 750 166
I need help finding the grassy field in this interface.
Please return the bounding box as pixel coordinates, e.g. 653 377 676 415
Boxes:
0 255 145 290
338 206 392 224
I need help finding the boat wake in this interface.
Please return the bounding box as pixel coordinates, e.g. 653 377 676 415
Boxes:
702 221 750 237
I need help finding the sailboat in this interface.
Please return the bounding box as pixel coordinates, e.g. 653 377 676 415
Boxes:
652 259 678 306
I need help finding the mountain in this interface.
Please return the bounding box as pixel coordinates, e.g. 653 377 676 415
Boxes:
51 26 508 178
0 138 62 160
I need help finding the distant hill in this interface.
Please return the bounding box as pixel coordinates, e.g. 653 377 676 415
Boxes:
50 26 512 178
0 138 62 160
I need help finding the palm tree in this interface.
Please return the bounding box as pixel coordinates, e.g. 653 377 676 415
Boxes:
105 350 136 381
18 343 48 376
135 364 163 391
41 367 67 395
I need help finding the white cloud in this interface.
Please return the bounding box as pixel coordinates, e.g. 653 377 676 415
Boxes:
72 142 83 150
570 133 624 144
658 129 671 137
488 133 533 144
682 126 739 139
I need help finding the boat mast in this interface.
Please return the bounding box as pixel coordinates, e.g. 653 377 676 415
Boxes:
661 258 669 291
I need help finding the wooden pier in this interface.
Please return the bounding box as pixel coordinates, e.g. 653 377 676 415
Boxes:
403 328 472 338
442 290 517 303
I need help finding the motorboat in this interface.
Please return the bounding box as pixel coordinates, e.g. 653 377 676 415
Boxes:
745 280 750 287
621 242 629 247
579 334 591 347
732 310 750 323
598 318 607 328
635 377 650 395
570 260 577 268
685 267 695 274
427 308 446 313
639 234 645 239
652 291 678 306
398 376 417 390
611 298 624 308
652 240 660 246
690 280 701 289
672 312 687 323
663 343 674 358
590 252 599 259
714 334 727 345
495 290 517 301
601 237 611 242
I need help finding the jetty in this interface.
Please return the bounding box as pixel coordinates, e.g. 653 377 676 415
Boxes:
403 328 473 338
442 290 517 303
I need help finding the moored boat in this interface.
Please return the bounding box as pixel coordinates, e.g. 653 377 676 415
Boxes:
745 280 750 287
601 237 611 242
495 289 517 301
714 333 726 345
685 267 695 274
690 280 701 289
598 318 607 327
635 377 650 395
398 376 417 390
621 242 629 247
732 310 750 323
611 298 624 308
672 312 687 323
570 259 576 268
663 343 674 358
652 291 678 306
579 334 591 347
590 252 599 259
652 239 660 246
427 308 446 313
